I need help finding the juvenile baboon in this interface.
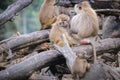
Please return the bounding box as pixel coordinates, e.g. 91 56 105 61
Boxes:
39 0 59 30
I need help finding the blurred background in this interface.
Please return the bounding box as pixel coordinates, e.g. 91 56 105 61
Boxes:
0 0 44 41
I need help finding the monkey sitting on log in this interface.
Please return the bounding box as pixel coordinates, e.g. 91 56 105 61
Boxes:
54 34 90 79
70 0 99 62
72 51 90 79
39 0 59 30
49 14 73 47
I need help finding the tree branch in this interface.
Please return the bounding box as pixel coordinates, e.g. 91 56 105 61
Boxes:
0 50 62 80
72 38 120 59
0 0 33 26
95 9 120 16
0 30 50 53
54 34 76 72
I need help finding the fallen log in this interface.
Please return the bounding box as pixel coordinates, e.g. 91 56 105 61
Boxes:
56 0 120 9
62 62 120 80
0 0 33 26
0 38 119 80
0 30 50 53
0 50 62 80
81 62 120 80
0 29 120 57
95 9 120 16
0 32 119 60
0 38 120 80
29 75 58 80
0 31 119 66
72 38 120 59
54 34 76 72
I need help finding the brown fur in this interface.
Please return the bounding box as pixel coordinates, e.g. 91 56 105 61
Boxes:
70 1 99 62
72 52 90 79
70 1 99 40
49 14 73 47
39 0 59 30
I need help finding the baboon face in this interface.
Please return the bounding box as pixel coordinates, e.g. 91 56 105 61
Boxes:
74 1 91 14
57 14 70 28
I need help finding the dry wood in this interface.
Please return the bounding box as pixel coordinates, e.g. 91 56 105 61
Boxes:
29 75 58 80
0 30 120 59
0 0 33 26
56 0 120 9
95 9 120 16
0 27 119 58
0 30 50 53
0 50 61 80
96 9 120 13
72 38 120 59
53 34 119 80
101 62 120 80
115 67 120 73
81 62 120 80
54 34 76 72
0 38 120 80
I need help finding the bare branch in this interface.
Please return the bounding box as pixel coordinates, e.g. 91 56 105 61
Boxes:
95 9 120 16
72 38 120 59
54 34 76 71
0 30 50 53
0 0 33 26
0 50 61 80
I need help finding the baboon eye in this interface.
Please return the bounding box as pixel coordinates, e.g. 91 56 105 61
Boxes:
79 7 82 10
